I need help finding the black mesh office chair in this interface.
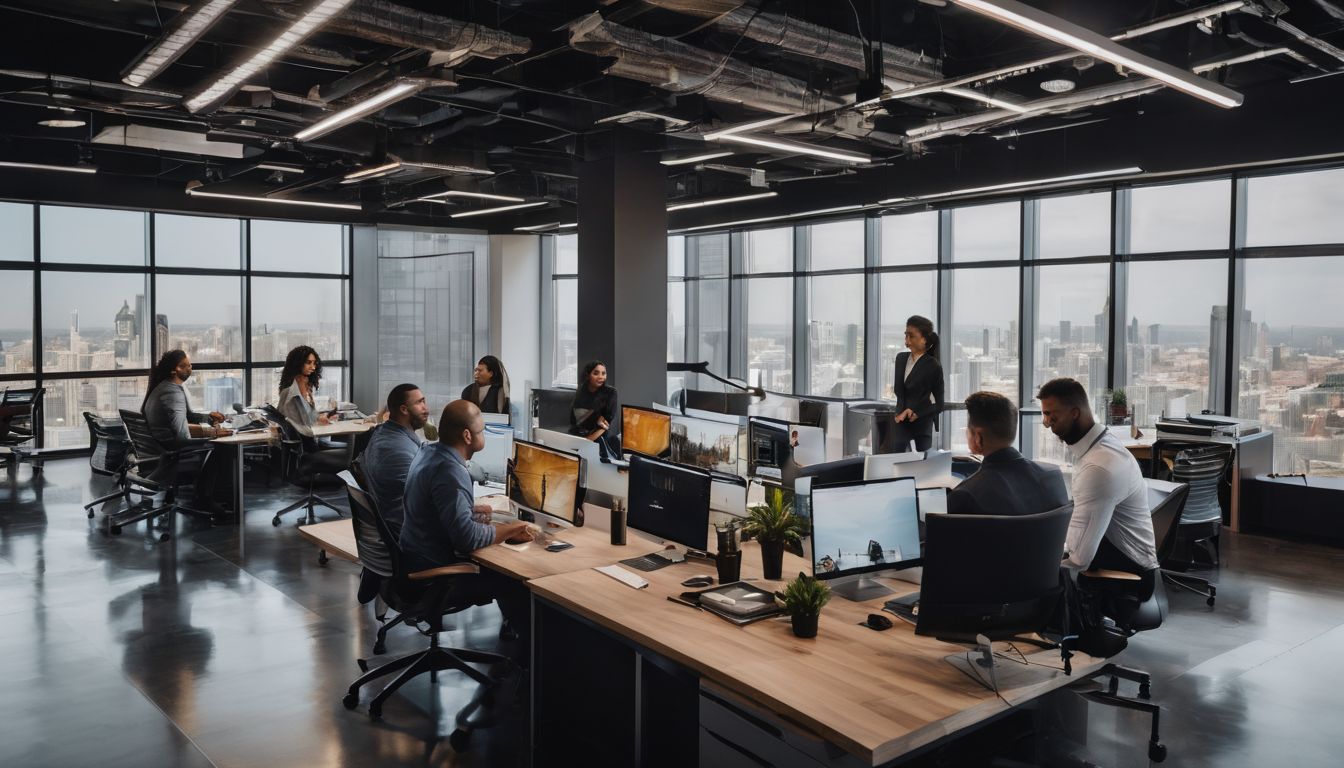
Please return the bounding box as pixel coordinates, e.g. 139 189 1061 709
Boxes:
1170 444 1230 567
82 412 143 518
111 410 212 541
263 404 351 526
1 386 45 473
341 482 509 750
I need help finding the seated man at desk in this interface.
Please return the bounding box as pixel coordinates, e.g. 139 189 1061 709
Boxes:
142 350 233 517
401 400 534 653
948 391 1068 517
359 383 428 535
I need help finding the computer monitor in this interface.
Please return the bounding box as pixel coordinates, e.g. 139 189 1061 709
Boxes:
532 388 574 432
747 417 790 482
798 399 828 430
683 388 751 417
863 449 954 488
507 439 584 527
626 455 712 563
917 487 948 520
810 477 921 601
670 413 742 476
795 456 865 489
789 424 825 466
621 405 671 458
467 422 513 485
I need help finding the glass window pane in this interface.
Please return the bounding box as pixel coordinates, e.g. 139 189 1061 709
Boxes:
155 214 242 269
0 271 33 374
42 376 147 449
807 220 864 271
807 274 864 397
40 206 146 266
743 227 793 273
251 220 345 273
251 366 344 408
949 267 1020 450
879 271 937 400
177 368 246 414
744 277 793 394
555 234 578 274
952 202 1020 262
1127 179 1230 253
1245 167 1344 247
1123 259 1229 428
376 251 475 412
552 278 577 386
1237 256 1344 472
41 272 150 372
880 212 937 266
154 275 243 363
251 277 345 363
1032 263 1110 411
668 281 685 363
690 234 729 277
1038 192 1110 259
668 236 685 278
693 278 730 385
0 202 33 261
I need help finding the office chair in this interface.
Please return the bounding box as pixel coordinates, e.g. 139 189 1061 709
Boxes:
341 482 510 750
82 412 145 518
1146 480 1216 605
1 386 45 473
110 410 213 541
263 405 351 526
1170 444 1230 568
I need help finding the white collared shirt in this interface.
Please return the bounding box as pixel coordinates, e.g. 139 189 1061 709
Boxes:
1063 422 1159 572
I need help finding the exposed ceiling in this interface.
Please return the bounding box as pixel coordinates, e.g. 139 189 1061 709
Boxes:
1 0 1343 231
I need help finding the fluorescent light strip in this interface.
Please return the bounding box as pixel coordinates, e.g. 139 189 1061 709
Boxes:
680 204 867 233
449 201 547 219
419 190 525 203
123 0 239 87
702 115 798 140
878 167 1142 204
514 222 562 232
661 151 733 166
340 161 401 184
717 134 872 164
667 191 777 212
295 81 419 141
256 163 305 174
400 161 493 176
944 86 1031 113
187 188 360 210
0 161 97 174
186 0 356 112
949 0 1243 108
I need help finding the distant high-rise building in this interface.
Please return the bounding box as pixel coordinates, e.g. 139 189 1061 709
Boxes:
155 314 170 359
1129 316 1139 344
1094 297 1110 351
205 376 244 414
982 328 990 356
1059 320 1072 345
1209 305 1253 413
1148 324 1160 346
1272 344 1285 371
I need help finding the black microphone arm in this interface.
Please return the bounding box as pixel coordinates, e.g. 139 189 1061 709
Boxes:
666 362 766 399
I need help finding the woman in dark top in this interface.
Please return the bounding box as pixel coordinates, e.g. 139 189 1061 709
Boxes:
888 315 945 453
569 360 619 442
461 355 510 415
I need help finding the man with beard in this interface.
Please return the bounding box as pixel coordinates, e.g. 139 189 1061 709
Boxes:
359 383 430 536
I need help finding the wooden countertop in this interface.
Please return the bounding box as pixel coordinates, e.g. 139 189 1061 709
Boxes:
297 519 359 564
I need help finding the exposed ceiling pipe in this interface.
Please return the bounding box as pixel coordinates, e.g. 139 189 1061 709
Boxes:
906 79 1163 142
1301 0 1344 23
261 0 528 59
567 13 847 115
624 1 941 85
1240 5 1344 66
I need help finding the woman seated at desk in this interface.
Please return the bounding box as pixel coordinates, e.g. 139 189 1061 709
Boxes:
461 355 510 415
569 360 619 443
278 345 335 437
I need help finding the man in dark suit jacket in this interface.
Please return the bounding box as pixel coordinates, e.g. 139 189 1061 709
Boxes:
948 391 1069 517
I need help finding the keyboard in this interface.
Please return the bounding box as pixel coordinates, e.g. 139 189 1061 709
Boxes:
620 553 675 572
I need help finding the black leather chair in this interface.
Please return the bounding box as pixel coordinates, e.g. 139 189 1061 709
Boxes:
263 405 351 526
1 386 45 473
111 409 213 541
341 481 510 750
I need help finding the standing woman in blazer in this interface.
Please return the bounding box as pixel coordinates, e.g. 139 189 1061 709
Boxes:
889 315 945 453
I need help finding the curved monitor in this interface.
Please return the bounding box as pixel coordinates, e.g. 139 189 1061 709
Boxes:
507 438 584 526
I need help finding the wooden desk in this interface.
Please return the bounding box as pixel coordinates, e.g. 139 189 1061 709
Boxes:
297 519 359 565
473 522 667 582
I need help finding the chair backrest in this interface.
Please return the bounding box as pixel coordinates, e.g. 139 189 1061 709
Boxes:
917 502 1073 642
1172 445 1230 525
118 409 165 460
1146 479 1191 566
85 412 131 476
345 481 399 579
0 386 44 444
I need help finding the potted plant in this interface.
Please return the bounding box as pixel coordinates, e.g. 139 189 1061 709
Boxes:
1108 388 1129 425
743 487 808 580
777 572 831 638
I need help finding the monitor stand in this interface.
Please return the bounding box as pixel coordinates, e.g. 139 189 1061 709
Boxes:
828 575 895 602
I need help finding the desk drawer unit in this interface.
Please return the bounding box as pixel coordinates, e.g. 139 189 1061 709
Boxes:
699 685 867 768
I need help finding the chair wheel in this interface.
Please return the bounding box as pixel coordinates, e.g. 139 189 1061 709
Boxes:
1149 741 1167 762
318 551 328 565
87 509 95 519
356 658 369 673
368 704 382 720
110 525 122 536
342 692 359 710
373 641 386 655
1206 596 1216 607
159 533 171 543
271 516 282 527
449 728 471 752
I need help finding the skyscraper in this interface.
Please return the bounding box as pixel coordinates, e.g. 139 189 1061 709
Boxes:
1209 305 1253 413
1059 320 1071 345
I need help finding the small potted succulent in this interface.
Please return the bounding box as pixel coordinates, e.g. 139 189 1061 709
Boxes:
743 487 808 581
777 572 831 638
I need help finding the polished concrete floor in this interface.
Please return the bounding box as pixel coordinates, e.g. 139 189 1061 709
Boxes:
3 459 1343 767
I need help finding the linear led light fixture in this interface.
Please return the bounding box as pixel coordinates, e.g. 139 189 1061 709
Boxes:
595 110 691 128
716 134 872 164
879 167 1142 204
123 0 239 87
661 151 733 166
667 191 777 212
419 190 525 203
680 204 867 233
295 80 419 141
944 86 1031 113
256 162 305 174
399 160 493 176
514 221 563 232
340 160 401 184
449 201 547 219
0 160 97 174
702 115 799 140
186 187 361 210
948 0 1243 108
185 0 356 112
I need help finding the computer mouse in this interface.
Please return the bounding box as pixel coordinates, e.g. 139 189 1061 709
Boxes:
681 575 715 588
865 613 893 631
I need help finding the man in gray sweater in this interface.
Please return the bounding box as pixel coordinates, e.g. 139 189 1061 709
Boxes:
142 351 232 516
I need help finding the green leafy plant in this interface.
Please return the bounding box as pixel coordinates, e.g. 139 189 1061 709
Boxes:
742 486 808 546
777 572 831 618
1109 388 1128 407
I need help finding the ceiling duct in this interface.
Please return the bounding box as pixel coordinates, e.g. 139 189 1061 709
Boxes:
626 1 941 86
567 13 847 115
262 0 528 59
92 124 256 158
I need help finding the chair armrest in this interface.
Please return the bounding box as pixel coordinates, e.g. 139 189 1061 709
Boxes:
408 564 480 580
1081 568 1142 581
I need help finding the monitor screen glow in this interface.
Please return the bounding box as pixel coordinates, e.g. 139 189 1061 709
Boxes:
811 478 920 579
507 440 582 524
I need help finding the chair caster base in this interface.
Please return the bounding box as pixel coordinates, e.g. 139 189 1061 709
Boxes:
86 509 95 519
1149 740 1167 762
342 692 359 710
159 533 171 543
271 516 282 527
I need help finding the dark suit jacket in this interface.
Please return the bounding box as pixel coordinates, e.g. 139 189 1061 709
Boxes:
947 447 1070 517
891 351 944 435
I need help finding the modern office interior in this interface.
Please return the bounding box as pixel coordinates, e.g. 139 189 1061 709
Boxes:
3 1 1344 766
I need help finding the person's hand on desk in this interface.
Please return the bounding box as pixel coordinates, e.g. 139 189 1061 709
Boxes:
895 408 916 423
208 411 227 425
494 521 534 545
317 413 331 426
191 424 234 438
